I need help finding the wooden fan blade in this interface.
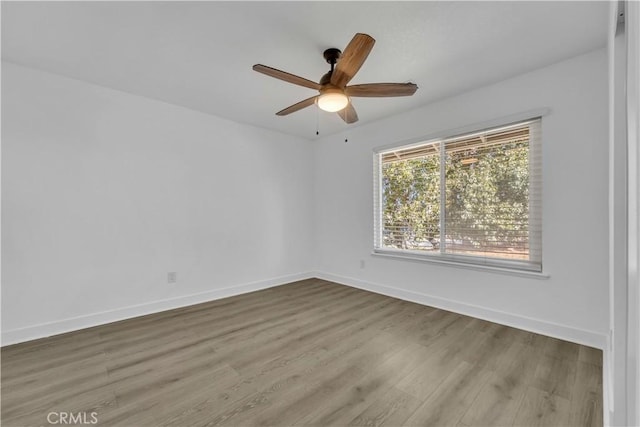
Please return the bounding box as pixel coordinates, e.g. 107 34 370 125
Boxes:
253 64 320 90
337 102 358 124
346 83 418 97
276 96 318 116
330 33 375 88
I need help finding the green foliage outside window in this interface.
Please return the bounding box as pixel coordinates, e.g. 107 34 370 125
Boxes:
381 139 529 259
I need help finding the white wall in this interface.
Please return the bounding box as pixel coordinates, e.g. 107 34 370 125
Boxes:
314 49 609 347
1 62 314 344
2 49 610 351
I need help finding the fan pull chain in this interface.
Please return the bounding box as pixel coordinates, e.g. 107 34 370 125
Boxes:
316 106 320 136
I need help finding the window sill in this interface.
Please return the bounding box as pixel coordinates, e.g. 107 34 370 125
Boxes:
371 250 550 279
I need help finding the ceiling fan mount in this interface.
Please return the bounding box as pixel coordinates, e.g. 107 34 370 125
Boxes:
323 48 342 65
253 33 418 124
320 49 342 86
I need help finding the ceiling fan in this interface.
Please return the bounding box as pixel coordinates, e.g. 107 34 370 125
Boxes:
252 33 418 124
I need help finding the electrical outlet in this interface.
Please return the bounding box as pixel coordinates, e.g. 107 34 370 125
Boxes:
168 272 177 284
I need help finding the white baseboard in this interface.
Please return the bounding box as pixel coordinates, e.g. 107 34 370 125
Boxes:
314 271 609 350
1 272 314 346
3 270 608 350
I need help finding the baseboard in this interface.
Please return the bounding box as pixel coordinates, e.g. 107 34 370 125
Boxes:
3 270 608 350
314 271 609 350
1 271 314 346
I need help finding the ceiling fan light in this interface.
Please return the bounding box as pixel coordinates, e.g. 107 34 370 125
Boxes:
317 89 349 112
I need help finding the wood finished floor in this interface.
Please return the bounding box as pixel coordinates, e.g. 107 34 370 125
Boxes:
1 279 603 427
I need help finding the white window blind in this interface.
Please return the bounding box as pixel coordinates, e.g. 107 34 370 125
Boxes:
374 118 542 272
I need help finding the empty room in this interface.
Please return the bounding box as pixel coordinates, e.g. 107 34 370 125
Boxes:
1 1 639 426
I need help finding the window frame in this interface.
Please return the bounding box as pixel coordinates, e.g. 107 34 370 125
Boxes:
373 110 547 276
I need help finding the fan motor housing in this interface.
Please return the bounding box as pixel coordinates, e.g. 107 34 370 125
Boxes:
319 71 332 86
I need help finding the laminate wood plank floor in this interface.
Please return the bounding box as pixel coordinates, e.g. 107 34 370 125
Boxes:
1 279 603 427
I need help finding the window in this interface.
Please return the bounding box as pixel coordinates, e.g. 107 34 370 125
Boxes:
374 118 542 272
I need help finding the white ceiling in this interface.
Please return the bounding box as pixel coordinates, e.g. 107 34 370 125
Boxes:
2 1 608 140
